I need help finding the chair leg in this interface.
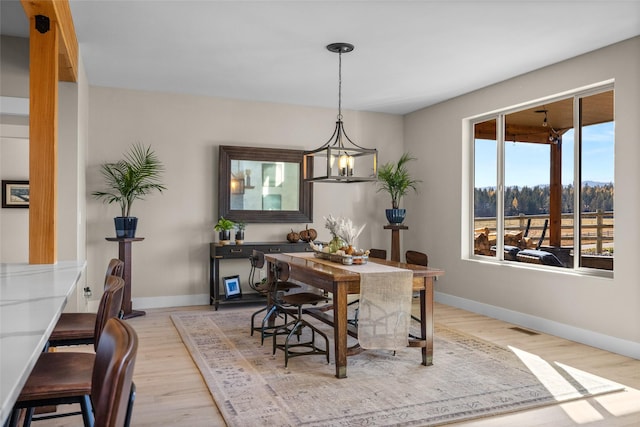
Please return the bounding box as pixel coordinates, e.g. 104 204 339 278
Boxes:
21 408 34 427
250 305 267 336
124 382 136 427
274 316 330 367
79 395 94 427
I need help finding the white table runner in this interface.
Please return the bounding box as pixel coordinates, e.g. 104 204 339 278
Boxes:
285 252 413 350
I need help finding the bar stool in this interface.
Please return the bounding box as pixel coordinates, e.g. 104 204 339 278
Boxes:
271 260 330 367
8 276 131 427
48 258 125 349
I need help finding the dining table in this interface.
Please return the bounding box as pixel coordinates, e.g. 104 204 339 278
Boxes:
264 252 444 379
0 260 85 425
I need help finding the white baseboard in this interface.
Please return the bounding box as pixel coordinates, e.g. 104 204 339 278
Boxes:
131 294 211 310
435 291 640 360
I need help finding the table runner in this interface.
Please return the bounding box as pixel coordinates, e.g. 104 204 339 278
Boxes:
285 252 413 350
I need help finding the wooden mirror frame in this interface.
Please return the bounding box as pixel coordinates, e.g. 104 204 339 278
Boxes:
218 145 313 223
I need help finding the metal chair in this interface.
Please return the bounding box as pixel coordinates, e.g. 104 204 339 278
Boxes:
48 259 125 349
8 277 134 427
271 260 330 367
248 250 300 344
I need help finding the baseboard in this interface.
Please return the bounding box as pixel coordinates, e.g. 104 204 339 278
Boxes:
435 291 640 360
131 294 211 310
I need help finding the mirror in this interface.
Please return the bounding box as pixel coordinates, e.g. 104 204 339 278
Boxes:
218 145 313 223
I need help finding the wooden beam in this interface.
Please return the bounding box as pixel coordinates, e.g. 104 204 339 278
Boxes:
27 13 58 264
549 138 562 247
21 0 78 82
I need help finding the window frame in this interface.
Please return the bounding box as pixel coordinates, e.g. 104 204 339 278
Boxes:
466 81 614 278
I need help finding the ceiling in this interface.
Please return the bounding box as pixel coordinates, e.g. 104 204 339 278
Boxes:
1 1 639 115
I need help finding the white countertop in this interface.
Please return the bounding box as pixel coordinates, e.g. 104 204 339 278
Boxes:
0 260 85 424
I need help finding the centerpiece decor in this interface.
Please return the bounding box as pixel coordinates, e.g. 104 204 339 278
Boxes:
310 215 368 264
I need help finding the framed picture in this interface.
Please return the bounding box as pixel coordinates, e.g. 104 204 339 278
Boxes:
223 275 242 299
2 180 29 208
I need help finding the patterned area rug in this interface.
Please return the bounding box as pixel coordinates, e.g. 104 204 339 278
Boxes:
171 308 624 426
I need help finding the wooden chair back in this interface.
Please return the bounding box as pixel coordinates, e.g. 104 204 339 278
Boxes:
93 276 125 351
405 250 428 266
91 318 138 427
104 258 125 282
368 248 387 259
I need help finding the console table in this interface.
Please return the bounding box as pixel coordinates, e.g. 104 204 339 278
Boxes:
209 241 313 310
106 237 145 319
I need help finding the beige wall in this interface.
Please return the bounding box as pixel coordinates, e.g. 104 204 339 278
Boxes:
86 87 402 307
404 36 640 355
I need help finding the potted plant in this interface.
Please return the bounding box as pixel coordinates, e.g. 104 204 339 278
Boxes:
234 221 246 245
215 217 235 245
375 152 421 224
92 143 166 238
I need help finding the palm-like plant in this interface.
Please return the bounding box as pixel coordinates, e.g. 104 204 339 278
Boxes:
376 152 420 209
92 143 166 217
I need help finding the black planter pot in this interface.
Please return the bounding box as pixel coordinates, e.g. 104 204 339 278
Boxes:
219 230 231 244
235 230 245 244
114 217 138 238
385 209 406 225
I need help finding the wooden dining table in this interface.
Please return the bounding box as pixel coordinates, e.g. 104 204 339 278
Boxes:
264 252 444 379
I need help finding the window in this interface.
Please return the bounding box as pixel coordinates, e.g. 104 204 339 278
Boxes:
471 85 614 273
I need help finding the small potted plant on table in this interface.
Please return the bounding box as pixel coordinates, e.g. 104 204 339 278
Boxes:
234 221 246 244
215 217 235 245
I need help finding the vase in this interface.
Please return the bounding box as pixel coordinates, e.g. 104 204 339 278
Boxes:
114 217 138 238
219 230 231 245
385 209 406 225
235 230 245 245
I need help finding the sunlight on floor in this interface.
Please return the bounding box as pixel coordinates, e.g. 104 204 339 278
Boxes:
508 345 638 424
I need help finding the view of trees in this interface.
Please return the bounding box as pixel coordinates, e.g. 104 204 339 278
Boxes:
474 183 614 218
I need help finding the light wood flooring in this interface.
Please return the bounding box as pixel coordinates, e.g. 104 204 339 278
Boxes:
35 302 640 427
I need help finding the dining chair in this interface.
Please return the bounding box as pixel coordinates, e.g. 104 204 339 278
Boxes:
248 250 300 344
271 260 330 367
8 276 131 427
368 248 387 260
48 258 125 349
405 250 428 266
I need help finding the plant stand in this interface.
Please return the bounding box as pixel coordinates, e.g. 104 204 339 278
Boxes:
383 224 408 262
106 237 145 318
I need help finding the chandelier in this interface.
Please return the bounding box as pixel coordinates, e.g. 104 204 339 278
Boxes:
303 43 378 183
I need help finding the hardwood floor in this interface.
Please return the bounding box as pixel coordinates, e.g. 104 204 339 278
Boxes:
35 302 640 427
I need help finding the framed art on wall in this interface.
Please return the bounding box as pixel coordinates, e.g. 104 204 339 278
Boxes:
2 180 29 208
223 275 242 299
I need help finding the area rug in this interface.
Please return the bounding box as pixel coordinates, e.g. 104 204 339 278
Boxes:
171 308 625 426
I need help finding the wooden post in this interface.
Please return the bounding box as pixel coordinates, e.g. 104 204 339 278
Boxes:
28 13 58 264
384 224 408 262
549 137 562 247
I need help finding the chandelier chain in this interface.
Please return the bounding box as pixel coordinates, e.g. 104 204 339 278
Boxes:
337 50 343 121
